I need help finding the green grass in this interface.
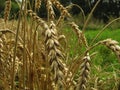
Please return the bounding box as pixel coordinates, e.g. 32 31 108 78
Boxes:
85 29 120 72
84 29 120 89
63 25 120 69
61 25 120 89
85 29 120 44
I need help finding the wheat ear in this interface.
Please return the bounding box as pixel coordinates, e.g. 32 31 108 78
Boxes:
47 0 55 20
45 21 66 88
51 0 70 16
56 9 70 26
4 0 11 23
76 53 91 90
0 38 4 62
71 22 88 47
51 0 70 26
100 39 120 61
0 36 4 79
28 10 49 30
35 0 41 10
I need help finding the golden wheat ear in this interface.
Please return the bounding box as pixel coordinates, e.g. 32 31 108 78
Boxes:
75 53 90 90
4 0 11 23
51 0 70 17
50 0 71 26
35 0 42 10
100 39 120 61
27 10 49 30
70 22 88 48
47 0 55 20
44 21 67 89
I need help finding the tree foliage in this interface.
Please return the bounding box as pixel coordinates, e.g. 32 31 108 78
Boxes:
0 0 120 22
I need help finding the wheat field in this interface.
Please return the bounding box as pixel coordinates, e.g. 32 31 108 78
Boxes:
0 0 120 90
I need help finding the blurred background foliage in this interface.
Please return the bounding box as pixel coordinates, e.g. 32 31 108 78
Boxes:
0 0 120 22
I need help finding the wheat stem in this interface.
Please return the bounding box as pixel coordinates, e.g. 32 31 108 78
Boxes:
82 0 101 32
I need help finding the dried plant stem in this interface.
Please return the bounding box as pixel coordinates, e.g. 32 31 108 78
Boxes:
22 1 27 89
11 0 23 89
82 0 101 32
66 4 85 23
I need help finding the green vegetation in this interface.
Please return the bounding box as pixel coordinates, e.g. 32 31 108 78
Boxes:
62 26 120 89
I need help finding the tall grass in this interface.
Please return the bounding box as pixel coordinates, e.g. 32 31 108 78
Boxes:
0 0 120 90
